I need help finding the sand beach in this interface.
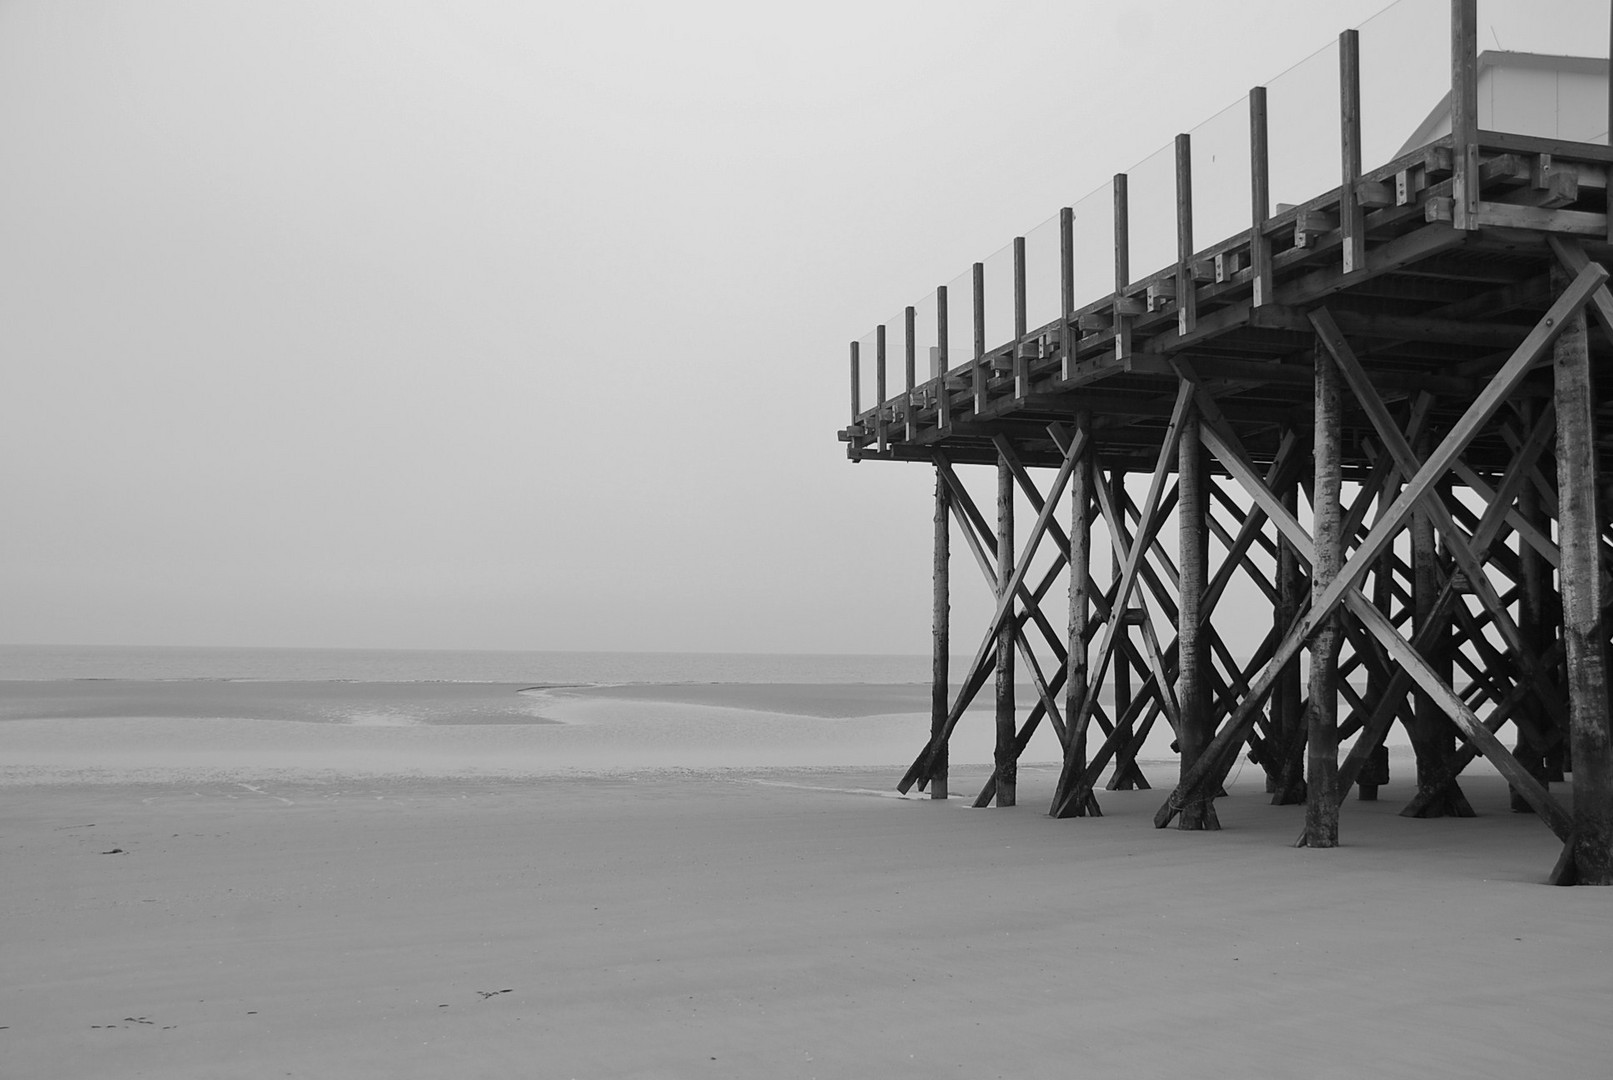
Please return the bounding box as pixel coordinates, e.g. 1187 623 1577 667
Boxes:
3 678 1610 1078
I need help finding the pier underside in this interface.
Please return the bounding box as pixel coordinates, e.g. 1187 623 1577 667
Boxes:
841 116 1613 881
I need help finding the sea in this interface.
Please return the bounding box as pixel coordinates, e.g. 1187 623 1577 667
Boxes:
0 643 933 685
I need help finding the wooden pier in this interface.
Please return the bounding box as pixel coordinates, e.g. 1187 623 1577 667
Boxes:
839 1 1613 883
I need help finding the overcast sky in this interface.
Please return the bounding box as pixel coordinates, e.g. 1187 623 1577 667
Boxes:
0 0 1599 654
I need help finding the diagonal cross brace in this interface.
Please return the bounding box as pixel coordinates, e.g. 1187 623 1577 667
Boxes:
939 457 1071 666
1333 407 1558 802
1090 470 1184 735
1155 262 1607 828
899 431 1091 791
1311 308 1565 733
939 466 1078 755
1313 312 1572 763
1063 383 1196 756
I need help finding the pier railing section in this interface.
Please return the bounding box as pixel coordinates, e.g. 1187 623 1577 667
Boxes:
847 0 1609 425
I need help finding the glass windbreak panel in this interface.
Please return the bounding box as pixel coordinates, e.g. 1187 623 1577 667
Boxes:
944 267 973 372
1267 37 1342 211
1478 0 1606 58
912 290 940 383
982 240 1015 353
881 312 905 400
1023 211 1062 333
854 330 878 415
1478 0 1607 142
1189 94 1253 256
1124 142 1176 284
1358 0 1451 164
1070 179 1115 307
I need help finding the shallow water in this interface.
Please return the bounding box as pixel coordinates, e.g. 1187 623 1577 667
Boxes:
0 677 1088 784
0 644 1407 787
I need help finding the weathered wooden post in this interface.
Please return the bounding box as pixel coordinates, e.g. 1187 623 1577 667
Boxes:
1174 133 1195 335
1358 539 1394 800
1409 451 1441 806
849 341 860 421
1060 206 1076 381
1063 195 1099 813
1249 86 1273 307
972 262 987 415
1409 429 1474 818
931 468 951 800
1551 265 1613 884
1338 29 1365 273
1301 338 1343 848
904 306 916 395
875 324 888 451
1066 410 1100 816
1514 401 1555 811
1108 466 1141 789
1013 235 1028 399
1107 172 1137 787
996 452 1017 807
1271 446 1306 804
936 285 950 430
904 306 918 442
1450 0 1479 230
1178 404 1218 829
1113 174 1132 359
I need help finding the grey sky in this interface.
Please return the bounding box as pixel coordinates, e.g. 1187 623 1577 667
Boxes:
0 0 1595 654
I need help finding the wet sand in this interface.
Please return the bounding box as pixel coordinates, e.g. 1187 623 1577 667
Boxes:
2 685 1608 1077
553 681 936 718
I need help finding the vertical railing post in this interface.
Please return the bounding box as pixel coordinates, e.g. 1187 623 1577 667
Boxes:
1175 134 1196 334
1451 0 1479 230
875 324 888 452
1113 174 1133 360
905 305 918 441
1249 87 1273 307
904 306 916 395
1060 206 1076 381
1013 235 1028 399
849 340 860 421
972 261 987 415
936 285 950 430
1339 29 1365 273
